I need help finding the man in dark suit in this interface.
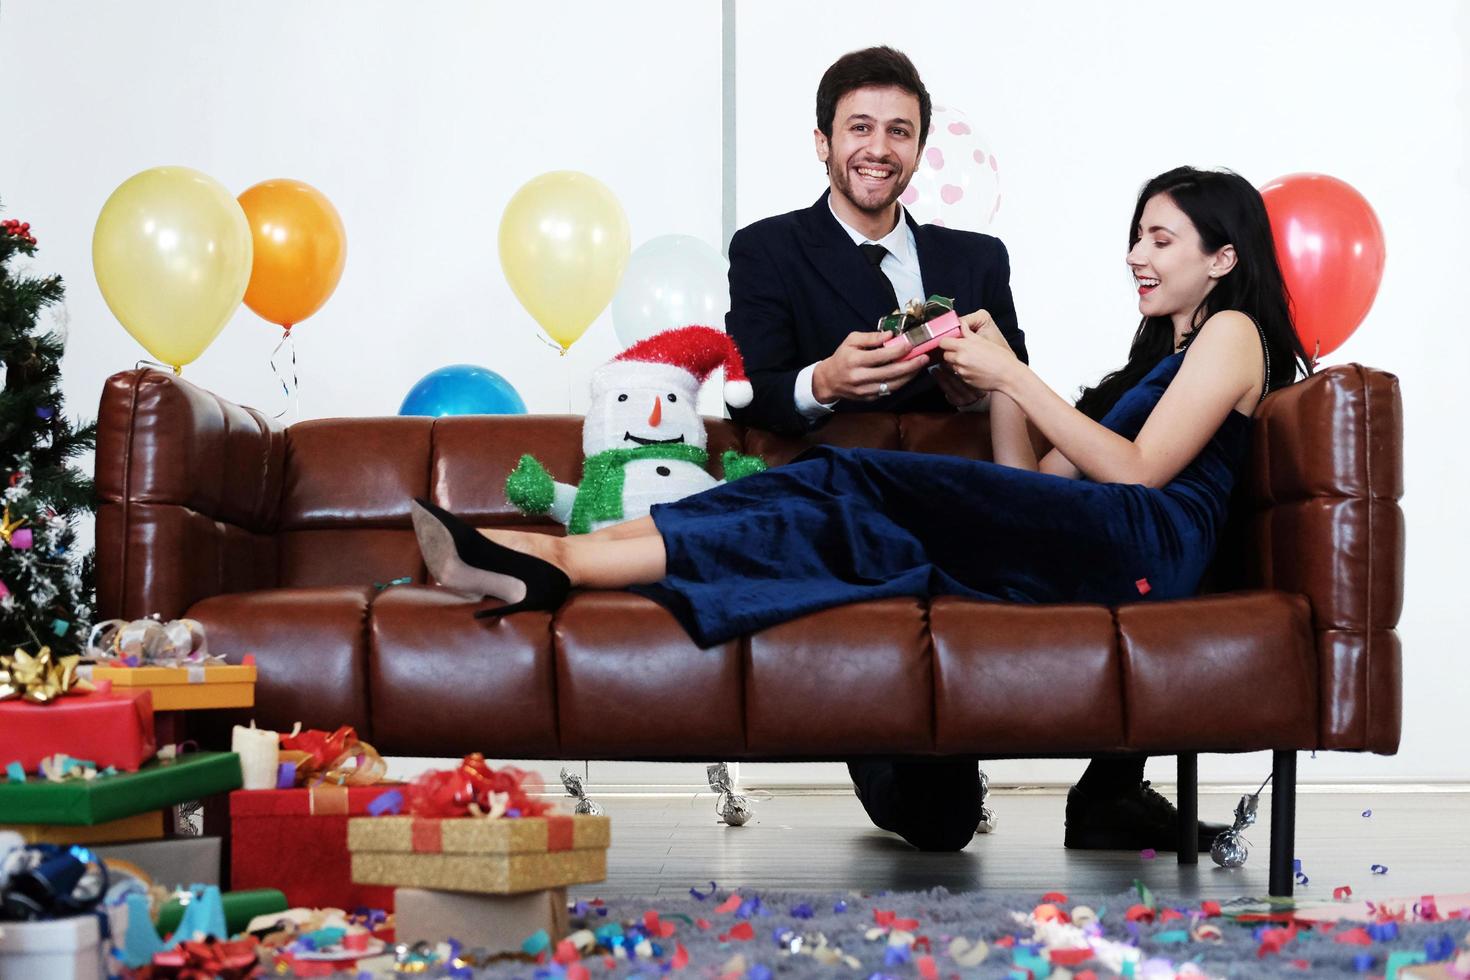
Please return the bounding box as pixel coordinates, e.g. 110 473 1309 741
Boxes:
726 49 1024 437
724 46 1225 856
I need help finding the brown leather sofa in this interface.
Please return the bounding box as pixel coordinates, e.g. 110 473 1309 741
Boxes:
94 365 1403 896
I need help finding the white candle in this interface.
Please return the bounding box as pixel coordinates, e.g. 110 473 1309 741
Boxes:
231 723 279 790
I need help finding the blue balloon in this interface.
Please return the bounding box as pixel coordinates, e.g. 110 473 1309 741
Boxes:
399 364 527 417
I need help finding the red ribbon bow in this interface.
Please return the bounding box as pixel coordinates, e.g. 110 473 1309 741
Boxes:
141 937 260 979
407 753 554 818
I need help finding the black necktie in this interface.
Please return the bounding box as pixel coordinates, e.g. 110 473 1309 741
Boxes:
858 243 900 314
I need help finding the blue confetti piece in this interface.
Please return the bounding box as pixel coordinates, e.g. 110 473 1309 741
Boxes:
572 901 590 916
507 808 521 818
597 907 609 917
5 762 24 783
1361 809 1373 817
884 945 910 966
1426 934 1456 961
367 789 404 815
1367 922 1399 942
747 967 772 980
1351 953 1375 972
833 900 848 913
1293 858 1302 872
789 903 814 919
1371 863 1389 874
689 881 717 901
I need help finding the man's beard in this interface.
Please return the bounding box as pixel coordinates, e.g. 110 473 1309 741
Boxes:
833 158 911 215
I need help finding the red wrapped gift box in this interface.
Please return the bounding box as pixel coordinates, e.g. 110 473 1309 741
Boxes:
0 689 156 772
230 784 399 911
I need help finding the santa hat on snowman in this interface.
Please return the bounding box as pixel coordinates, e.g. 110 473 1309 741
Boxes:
589 324 753 411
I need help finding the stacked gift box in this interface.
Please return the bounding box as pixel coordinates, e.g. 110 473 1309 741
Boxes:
345 754 612 953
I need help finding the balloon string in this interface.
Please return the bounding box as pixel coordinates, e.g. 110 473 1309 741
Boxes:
134 358 179 376
535 333 568 356
270 328 300 421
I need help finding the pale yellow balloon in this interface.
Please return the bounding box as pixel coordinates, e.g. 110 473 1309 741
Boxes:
498 171 630 351
93 166 254 369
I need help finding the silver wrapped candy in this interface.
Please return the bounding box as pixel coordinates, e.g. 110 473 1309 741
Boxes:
707 762 753 827
560 767 604 816
1211 775 1267 869
975 769 998 834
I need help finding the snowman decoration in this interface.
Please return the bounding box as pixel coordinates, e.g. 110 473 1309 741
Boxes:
506 326 767 533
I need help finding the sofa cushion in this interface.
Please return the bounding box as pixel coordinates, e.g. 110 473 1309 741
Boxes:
186 586 375 738
367 587 559 757
930 600 1123 755
554 592 744 757
1116 591 1317 752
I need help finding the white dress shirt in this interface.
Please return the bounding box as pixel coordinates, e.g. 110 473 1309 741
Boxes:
794 201 926 420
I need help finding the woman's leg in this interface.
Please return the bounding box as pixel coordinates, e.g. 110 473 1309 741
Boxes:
479 526 667 589
581 516 660 541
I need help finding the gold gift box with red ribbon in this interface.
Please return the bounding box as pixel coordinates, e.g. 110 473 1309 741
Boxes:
347 813 610 895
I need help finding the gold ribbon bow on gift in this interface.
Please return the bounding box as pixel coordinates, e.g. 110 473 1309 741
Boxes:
0 646 96 704
0 506 27 545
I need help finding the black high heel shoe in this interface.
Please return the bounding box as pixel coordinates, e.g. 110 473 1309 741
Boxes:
410 498 571 618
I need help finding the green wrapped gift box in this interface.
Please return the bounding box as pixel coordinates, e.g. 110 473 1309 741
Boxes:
0 752 242 825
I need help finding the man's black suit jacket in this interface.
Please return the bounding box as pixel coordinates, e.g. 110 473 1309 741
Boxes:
725 191 1026 435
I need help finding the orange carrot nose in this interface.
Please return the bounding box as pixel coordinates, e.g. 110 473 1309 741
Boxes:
649 396 662 427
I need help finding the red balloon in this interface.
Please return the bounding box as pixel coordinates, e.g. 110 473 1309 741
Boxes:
1260 173 1385 359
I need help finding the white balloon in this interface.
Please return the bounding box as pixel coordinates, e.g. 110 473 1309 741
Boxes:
611 235 729 348
903 103 1003 232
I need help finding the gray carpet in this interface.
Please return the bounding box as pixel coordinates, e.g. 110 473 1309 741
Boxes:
381 885 1464 979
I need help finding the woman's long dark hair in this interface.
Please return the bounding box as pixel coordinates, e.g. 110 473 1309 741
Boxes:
1075 167 1312 421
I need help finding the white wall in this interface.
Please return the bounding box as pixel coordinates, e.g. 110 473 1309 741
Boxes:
2 1 1465 784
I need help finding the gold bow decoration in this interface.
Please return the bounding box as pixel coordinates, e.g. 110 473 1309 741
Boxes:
0 646 96 704
0 505 27 546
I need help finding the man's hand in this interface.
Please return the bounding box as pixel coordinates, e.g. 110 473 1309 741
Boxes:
931 363 986 408
812 330 928 403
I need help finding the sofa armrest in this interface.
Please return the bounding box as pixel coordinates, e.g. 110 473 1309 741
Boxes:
95 369 286 620
1248 364 1403 752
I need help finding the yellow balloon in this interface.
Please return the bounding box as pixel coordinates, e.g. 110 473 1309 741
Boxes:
498 171 630 351
93 166 253 370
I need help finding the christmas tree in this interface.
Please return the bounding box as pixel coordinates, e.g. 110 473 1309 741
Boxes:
0 202 96 655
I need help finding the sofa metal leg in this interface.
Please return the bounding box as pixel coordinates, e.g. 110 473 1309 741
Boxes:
1269 749 1297 898
1177 753 1198 865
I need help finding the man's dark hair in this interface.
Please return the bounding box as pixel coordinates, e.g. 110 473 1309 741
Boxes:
815 46 931 145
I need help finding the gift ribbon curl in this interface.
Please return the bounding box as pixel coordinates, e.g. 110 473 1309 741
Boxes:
138 937 260 979
408 753 554 819
85 616 217 668
279 725 387 787
0 646 94 704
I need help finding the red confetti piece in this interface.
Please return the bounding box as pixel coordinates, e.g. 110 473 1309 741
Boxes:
1159 908 1186 923
1125 904 1155 923
643 911 676 938
1256 925 1297 957
874 909 895 927
1041 892 1069 904
917 954 939 980
1333 886 1353 901
1200 901 1222 917
912 936 932 953
553 940 580 965
1135 578 1151 595
1033 903 1063 922
568 964 591 980
715 894 742 914
242 653 256 666
721 922 754 942
602 956 616 969
995 936 1015 948
672 943 689 970
1335 928 1373 946
1049 948 1094 967
1075 972 1099 980
695 918 711 931
1292 959 1311 970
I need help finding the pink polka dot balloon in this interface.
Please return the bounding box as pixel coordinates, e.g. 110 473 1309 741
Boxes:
901 103 1002 231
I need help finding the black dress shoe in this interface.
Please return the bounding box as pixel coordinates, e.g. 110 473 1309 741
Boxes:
410 498 570 617
1063 780 1229 852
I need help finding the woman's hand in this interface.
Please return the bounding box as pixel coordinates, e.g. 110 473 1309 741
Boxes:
939 309 1022 392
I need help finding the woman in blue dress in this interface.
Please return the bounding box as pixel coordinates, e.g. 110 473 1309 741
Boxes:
412 166 1312 852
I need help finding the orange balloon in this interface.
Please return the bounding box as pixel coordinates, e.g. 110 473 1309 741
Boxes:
238 178 346 329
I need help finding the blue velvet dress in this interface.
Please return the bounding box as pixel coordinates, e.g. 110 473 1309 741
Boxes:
633 350 1251 648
